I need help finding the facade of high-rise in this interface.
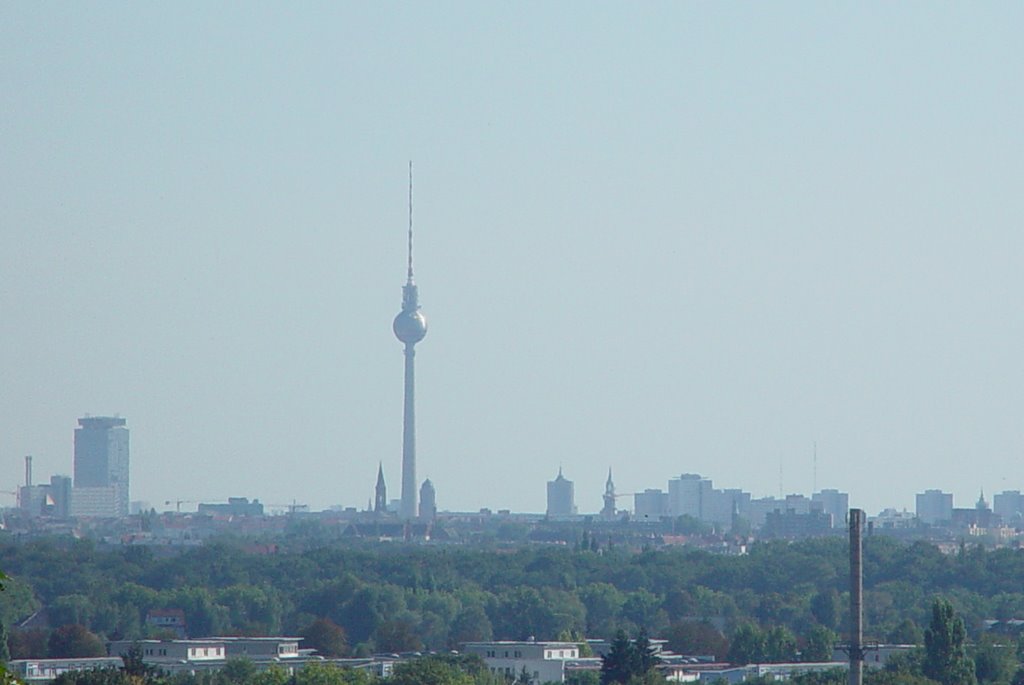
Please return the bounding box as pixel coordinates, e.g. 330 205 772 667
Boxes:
392 166 428 520
419 479 436 520
633 489 668 520
19 474 72 518
546 468 576 517
812 489 850 528
916 489 953 525
72 416 129 517
994 490 1024 526
667 473 709 519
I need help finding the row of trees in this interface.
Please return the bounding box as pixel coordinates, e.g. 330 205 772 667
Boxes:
41 601 1010 685
2 537 1024 664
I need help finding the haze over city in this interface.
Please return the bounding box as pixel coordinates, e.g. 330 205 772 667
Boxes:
2 4 1023 516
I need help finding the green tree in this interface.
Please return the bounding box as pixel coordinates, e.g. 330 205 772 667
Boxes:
600 630 660 685
449 604 493 646
300 617 349 657
120 644 162 683
296 662 372 685
888 619 924 646
8 628 49 659
802 625 836 663
601 631 637 685
664 621 728 661
764 625 798 663
388 657 474 685
923 598 976 685
727 624 765 665
52 669 133 685
810 590 841 630
219 658 258 685
374 618 423 653
566 672 600 685
973 634 1016 685
47 624 106 658
0 621 9 663
251 665 290 685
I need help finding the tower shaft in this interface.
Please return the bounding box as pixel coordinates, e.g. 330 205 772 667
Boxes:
400 343 417 519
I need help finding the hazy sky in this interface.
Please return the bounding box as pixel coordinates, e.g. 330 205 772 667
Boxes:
3 3 1023 516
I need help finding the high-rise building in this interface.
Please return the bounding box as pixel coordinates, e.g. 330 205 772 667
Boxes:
419 479 436 520
392 164 428 520
73 416 129 517
668 473 710 519
994 490 1024 526
634 489 668 521
547 468 576 517
812 489 850 528
916 489 953 525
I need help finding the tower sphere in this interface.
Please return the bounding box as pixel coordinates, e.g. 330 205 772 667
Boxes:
393 310 427 344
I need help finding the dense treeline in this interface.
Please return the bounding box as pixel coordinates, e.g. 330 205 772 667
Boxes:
2 536 1024 662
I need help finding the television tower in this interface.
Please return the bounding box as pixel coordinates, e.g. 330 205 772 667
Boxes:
392 162 427 520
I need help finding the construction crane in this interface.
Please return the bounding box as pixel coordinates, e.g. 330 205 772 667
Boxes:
0 490 18 508
264 501 308 514
164 500 199 513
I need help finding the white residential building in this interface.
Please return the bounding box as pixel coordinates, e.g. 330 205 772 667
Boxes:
462 641 581 684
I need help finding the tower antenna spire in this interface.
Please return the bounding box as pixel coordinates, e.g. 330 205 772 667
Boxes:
407 160 414 283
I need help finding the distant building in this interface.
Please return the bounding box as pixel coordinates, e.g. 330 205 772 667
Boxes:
107 637 302 672
761 508 833 539
916 490 953 525
994 491 1024 527
8 657 123 683
419 479 436 519
667 473 708 519
19 475 71 518
951 491 995 529
633 489 668 521
145 609 187 638
462 641 581 684
546 468 576 517
198 498 264 517
374 463 387 513
812 489 849 528
73 416 129 517
744 497 784 529
71 486 120 518
600 469 616 519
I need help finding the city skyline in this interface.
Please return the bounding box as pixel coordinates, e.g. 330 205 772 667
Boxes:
3 5 1024 516
9 418 1021 520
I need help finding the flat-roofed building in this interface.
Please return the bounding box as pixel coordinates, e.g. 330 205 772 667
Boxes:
9 657 123 683
463 641 581 684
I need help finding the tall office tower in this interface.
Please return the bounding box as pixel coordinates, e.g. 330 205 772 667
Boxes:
374 463 388 513
812 488 850 528
994 490 1024 525
547 468 576 517
73 416 129 517
392 164 428 520
419 479 436 520
668 473 711 519
634 489 668 520
916 489 953 525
